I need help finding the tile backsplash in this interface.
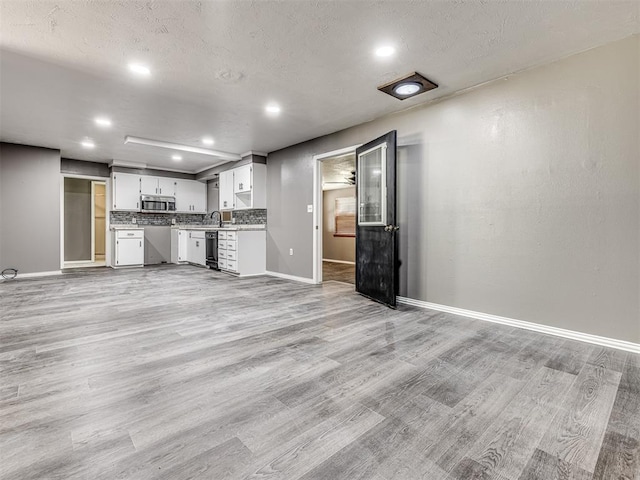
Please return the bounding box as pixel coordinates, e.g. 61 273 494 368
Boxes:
232 209 267 225
110 209 267 226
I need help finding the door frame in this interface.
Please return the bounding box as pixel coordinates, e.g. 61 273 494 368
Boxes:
312 144 361 284
90 180 107 262
60 174 111 269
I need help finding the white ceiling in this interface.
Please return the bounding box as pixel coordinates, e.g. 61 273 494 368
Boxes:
1 1 638 173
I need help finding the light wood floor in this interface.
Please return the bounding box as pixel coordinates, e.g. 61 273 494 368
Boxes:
323 261 355 284
1 266 638 479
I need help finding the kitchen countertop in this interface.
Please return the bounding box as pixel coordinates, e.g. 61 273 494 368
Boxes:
172 224 266 231
110 225 145 231
110 224 266 231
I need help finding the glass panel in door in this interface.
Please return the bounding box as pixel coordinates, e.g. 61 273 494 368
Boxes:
357 144 387 225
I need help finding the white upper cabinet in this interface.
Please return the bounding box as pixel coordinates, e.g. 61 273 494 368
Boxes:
234 164 252 193
219 163 266 211
219 170 235 211
235 163 266 210
140 176 176 196
112 173 141 211
175 179 207 213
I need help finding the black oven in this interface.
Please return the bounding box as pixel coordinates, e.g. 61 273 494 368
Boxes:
205 231 218 270
140 195 176 213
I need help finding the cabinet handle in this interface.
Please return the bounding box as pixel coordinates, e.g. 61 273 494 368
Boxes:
140 241 142 247
137 202 139 209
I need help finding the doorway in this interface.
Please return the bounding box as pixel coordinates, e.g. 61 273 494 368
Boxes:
63 177 107 268
313 145 360 284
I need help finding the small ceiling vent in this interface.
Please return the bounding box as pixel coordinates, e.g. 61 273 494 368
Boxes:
378 72 438 100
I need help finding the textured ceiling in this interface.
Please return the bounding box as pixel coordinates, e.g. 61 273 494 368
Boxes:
322 154 356 191
1 1 638 172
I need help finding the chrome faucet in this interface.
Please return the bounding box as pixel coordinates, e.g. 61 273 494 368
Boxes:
209 210 223 227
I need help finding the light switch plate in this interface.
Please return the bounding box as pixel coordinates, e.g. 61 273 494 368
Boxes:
132 217 137 224
307 204 313 213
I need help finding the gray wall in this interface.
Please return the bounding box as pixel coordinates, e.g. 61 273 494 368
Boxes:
0 143 61 274
61 158 110 178
323 187 355 263
63 178 91 261
266 36 640 343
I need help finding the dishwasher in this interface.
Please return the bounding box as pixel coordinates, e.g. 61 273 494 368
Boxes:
205 231 219 270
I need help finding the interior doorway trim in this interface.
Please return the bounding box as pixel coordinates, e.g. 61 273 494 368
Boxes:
312 144 360 284
60 174 111 269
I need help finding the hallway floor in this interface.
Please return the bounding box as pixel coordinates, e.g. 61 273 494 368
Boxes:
322 260 355 284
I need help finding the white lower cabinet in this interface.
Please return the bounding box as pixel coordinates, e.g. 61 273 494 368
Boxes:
186 231 206 266
171 229 188 263
218 230 265 276
112 229 144 267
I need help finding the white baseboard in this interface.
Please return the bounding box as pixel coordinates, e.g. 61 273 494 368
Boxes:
396 296 640 354
265 271 317 284
322 259 356 265
5 270 62 280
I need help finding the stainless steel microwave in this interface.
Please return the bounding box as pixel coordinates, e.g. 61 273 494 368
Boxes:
140 195 176 213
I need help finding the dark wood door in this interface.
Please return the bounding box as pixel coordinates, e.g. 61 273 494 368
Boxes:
355 131 398 307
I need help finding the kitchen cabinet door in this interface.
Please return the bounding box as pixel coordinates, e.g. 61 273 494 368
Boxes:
113 230 144 267
140 176 159 195
116 238 144 266
190 181 207 213
176 180 207 213
158 177 176 196
112 173 141 211
234 164 252 193
219 170 234 210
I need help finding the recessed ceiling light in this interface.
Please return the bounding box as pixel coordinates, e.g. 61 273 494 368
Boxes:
375 46 395 57
95 117 112 127
128 63 151 76
394 82 422 96
81 139 95 149
378 71 438 100
265 104 281 115
172 154 182 161
202 137 215 146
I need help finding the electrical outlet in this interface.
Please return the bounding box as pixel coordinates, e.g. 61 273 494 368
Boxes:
231 217 236 224
132 217 137 224
289 248 294 256
171 218 176 225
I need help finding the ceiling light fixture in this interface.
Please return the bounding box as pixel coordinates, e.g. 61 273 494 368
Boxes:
202 137 215 146
394 82 421 96
265 104 281 115
375 46 395 57
124 136 241 161
172 154 182 161
81 139 95 149
378 71 438 100
128 63 151 76
95 117 112 127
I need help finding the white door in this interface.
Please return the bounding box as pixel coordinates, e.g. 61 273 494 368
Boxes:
219 170 234 210
175 179 193 213
112 173 141 211
234 164 252 193
140 176 159 195
191 182 207 213
116 238 143 265
158 177 176 196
